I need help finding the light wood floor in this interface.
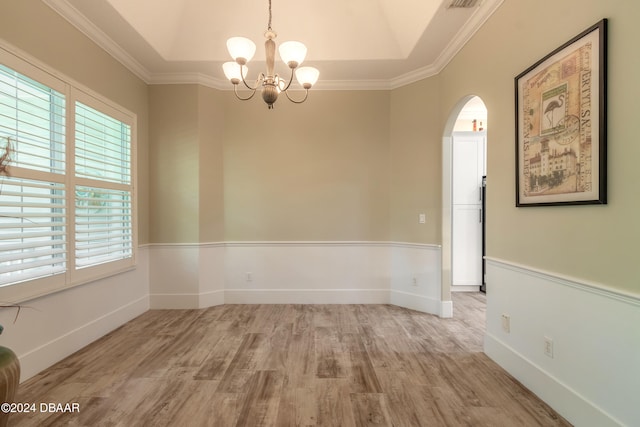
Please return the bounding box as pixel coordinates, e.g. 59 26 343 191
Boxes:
12 293 570 426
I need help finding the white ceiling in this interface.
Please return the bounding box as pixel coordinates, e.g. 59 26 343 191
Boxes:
43 0 503 90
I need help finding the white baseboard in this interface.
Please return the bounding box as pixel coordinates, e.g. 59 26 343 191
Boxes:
150 293 200 309
18 295 148 381
484 333 620 427
199 289 225 308
451 285 481 292
224 289 389 304
150 290 225 309
440 300 453 318
390 290 440 314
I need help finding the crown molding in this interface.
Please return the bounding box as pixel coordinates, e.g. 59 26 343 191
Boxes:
434 0 505 69
149 74 395 91
42 0 152 83
389 64 441 90
147 72 228 89
43 0 504 91
389 0 504 89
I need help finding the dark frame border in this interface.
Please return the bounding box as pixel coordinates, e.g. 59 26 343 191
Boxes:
515 19 607 207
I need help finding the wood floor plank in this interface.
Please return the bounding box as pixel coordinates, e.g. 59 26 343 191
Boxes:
166 387 242 427
235 370 284 427
194 332 246 381
315 379 357 427
375 370 444 426
11 294 571 427
341 333 382 393
349 393 393 427
315 326 348 379
262 323 293 371
290 304 314 335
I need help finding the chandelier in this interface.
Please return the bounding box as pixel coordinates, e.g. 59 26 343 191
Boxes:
222 0 320 109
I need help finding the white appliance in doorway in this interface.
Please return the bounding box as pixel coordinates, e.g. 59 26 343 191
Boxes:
452 131 486 290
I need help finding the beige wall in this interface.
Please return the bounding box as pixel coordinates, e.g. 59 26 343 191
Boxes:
148 85 226 244
389 77 443 243
222 90 391 241
198 86 226 243
433 0 639 293
149 88 392 243
0 0 150 244
148 85 200 243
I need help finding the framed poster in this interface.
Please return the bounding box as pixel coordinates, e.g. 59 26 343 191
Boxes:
515 19 607 206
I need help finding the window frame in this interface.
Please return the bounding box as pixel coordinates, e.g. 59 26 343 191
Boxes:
0 43 137 304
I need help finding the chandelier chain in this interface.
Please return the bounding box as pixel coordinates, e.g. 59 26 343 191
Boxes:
268 0 273 31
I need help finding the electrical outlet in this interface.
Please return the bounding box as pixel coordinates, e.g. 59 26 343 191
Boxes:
501 314 510 333
544 336 554 358
412 276 418 286
246 272 253 282
419 213 426 224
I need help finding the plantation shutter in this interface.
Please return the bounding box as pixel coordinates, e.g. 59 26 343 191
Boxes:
74 102 132 269
0 65 67 286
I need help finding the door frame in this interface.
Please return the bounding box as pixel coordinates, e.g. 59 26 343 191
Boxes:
441 95 484 309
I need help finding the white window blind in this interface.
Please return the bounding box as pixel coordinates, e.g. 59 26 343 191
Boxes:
0 51 136 301
0 65 65 174
75 102 131 184
75 186 132 269
0 64 67 286
0 177 66 285
74 102 132 270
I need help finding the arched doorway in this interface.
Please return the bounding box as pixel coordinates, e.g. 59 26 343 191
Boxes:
441 96 487 314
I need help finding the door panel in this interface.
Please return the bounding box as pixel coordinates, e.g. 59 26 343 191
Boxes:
452 205 482 286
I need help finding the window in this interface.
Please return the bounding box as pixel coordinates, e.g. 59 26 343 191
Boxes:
74 102 132 271
0 50 136 302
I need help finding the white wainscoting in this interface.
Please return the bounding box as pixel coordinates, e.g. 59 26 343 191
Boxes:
148 242 443 315
485 258 640 427
7 246 150 382
224 241 391 305
149 243 225 309
389 243 444 316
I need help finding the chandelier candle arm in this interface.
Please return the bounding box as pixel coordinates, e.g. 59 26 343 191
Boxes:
277 67 296 93
240 69 263 92
233 83 258 101
283 88 310 104
223 0 319 109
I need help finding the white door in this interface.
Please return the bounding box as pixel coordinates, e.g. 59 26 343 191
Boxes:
452 132 485 288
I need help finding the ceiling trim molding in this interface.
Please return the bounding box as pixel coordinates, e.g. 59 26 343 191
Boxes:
147 72 228 89
44 0 504 91
434 0 505 69
389 0 504 89
42 0 152 83
298 79 393 91
389 64 440 90
149 73 395 91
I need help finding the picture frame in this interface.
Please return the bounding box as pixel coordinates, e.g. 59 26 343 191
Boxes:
515 19 607 206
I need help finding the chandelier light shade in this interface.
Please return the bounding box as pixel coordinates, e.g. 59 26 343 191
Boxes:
222 61 248 82
226 37 256 64
223 0 319 109
278 41 307 67
295 67 320 88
